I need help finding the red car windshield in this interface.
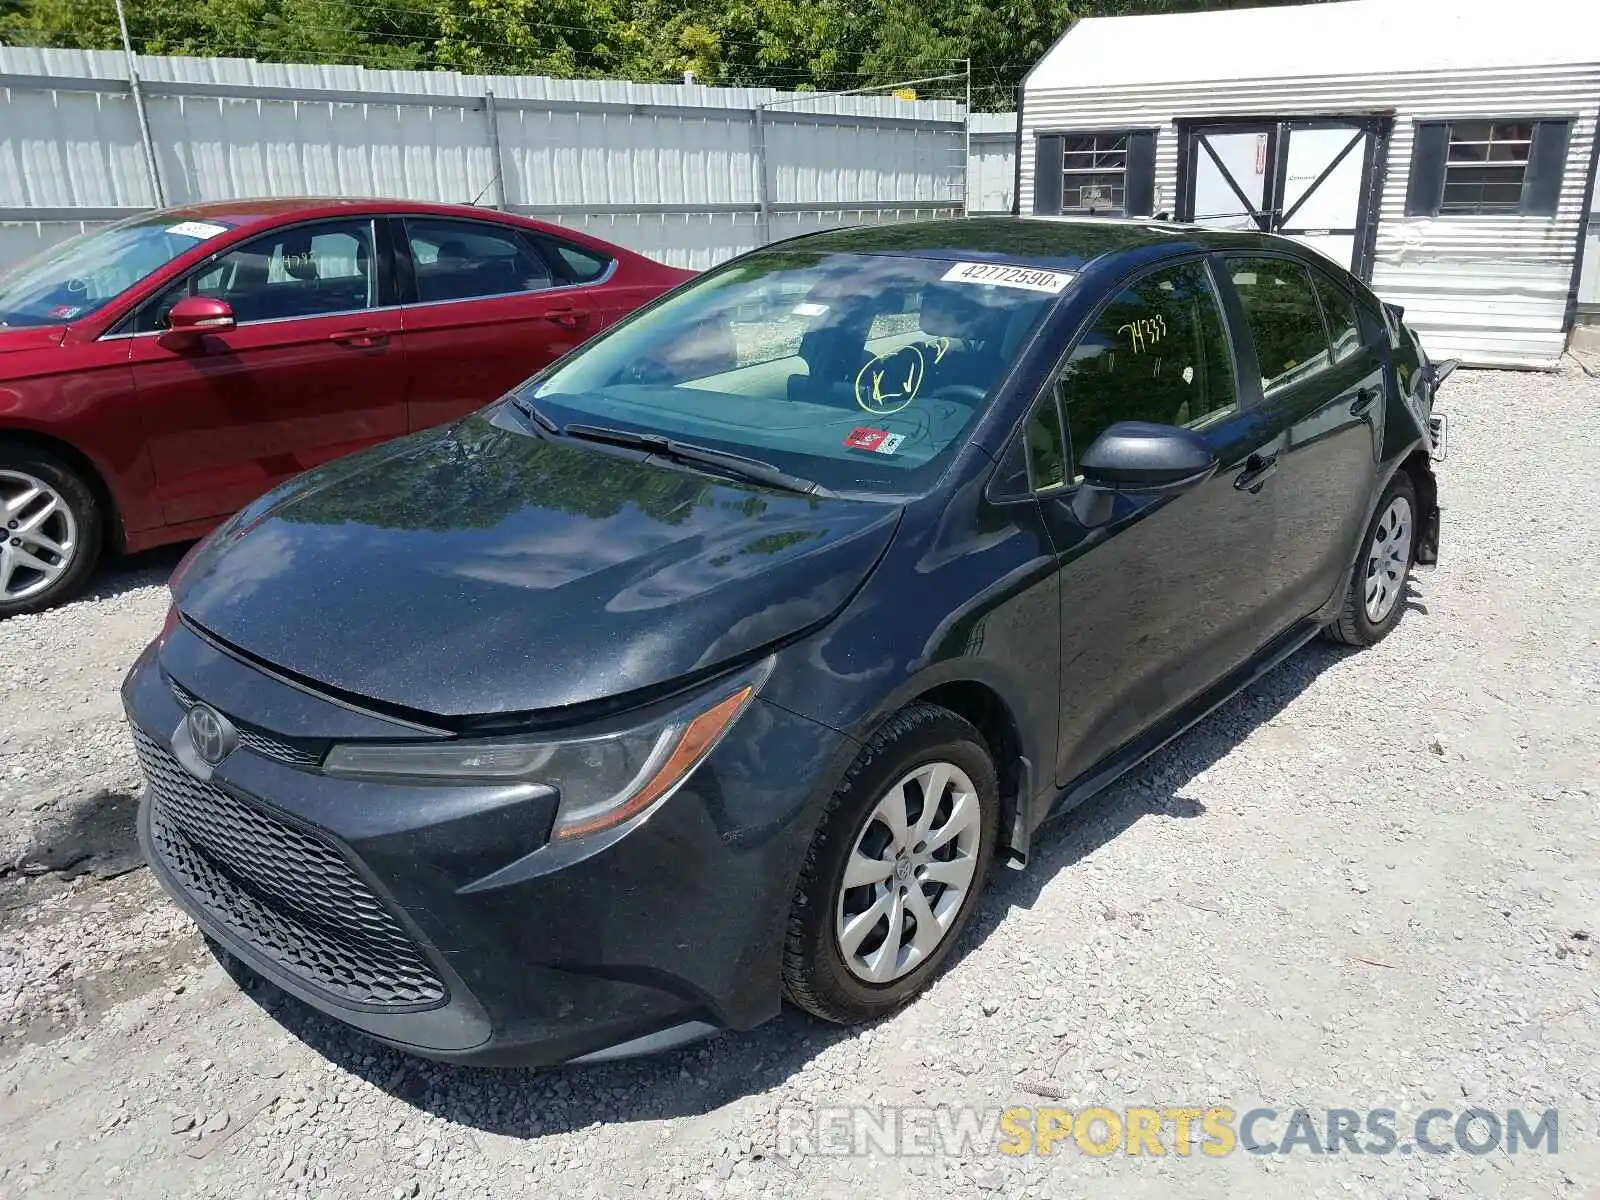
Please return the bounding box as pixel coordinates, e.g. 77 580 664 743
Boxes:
0 213 234 328
526 250 1064 495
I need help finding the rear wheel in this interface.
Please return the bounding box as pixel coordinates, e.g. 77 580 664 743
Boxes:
1323 471 1416 647
782 703 998 1024
0 445 102 619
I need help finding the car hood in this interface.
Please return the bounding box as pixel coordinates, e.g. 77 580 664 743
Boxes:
0 326 66 357
174 410 901 719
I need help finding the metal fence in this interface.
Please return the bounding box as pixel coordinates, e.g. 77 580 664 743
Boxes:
0 46 1018 271
966 112 1020 216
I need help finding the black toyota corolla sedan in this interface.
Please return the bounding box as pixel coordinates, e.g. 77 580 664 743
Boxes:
123 218 1452 1065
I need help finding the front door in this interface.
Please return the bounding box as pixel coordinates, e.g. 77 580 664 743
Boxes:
127 217 408 526
1178 118 1388 279
1028 258 1282 788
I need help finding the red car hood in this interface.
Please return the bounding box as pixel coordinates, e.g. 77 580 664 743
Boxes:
0 326 66 355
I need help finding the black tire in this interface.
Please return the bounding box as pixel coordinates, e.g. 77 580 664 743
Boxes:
782 703 999 1024
0 443 103 619
1322 470 1417 648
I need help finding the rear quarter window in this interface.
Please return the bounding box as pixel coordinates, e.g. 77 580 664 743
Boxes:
541 237 612 284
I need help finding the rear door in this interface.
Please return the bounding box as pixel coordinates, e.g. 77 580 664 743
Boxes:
126 217 407 525
1217 254 1385 626
395 216 608 431
1027 258 1283 788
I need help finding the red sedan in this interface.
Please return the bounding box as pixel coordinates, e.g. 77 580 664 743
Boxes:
0 199 693 614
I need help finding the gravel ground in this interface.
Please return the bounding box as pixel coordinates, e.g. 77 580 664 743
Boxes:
1 366 1597 1199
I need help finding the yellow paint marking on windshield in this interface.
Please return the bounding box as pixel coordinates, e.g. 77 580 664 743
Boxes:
855 343 926 416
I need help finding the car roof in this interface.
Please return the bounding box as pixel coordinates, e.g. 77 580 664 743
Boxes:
145 197 608 240
774 216 1332 274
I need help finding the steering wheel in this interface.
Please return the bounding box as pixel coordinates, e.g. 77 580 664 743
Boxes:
923 384 987 406
618 359 670 386
65 277 90 295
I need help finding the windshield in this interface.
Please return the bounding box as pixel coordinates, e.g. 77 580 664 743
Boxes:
0 213 234 328
525 250 1066 495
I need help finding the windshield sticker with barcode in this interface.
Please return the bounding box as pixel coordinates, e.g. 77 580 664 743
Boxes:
166 221 231 240
845 427 905 455
941 261 1073 293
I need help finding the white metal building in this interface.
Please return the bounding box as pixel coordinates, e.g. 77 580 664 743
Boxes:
1017 0 1600 368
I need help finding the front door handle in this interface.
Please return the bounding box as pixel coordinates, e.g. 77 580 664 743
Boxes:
329 328 389 347
540 307 582 328
1233 451 1278 494
1349 387 1377 416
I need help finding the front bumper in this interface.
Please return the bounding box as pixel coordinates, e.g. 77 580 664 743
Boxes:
123 622 844 1066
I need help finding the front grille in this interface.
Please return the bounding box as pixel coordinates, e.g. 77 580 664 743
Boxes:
134 728 446 1009
167 677 321 766
236 727 320 766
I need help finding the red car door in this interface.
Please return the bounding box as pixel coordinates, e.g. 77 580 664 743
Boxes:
394 216 604 431
126 217 408 525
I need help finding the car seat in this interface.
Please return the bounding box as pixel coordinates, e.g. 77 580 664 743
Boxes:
787 295 875 409
917 285 1009 392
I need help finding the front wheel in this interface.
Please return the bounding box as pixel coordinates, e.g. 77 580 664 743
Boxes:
0 446 102 619
1323 471 1417 647
782 703 998 1024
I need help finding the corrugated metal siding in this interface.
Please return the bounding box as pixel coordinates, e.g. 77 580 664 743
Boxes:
0 47 971 273
1021 64 1600 367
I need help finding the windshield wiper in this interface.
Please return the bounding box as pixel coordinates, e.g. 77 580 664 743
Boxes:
562 423 834 497
507 393 560 434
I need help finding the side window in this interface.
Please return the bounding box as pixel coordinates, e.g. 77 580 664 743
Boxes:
1391 320 1425 400
1025 391 1068 491
1226 256 1332 393
1058 260 1238 475
541 237 612 284
405 218 553 303
1312 273 1361 364
1351 288 1388 351
136 219 378 332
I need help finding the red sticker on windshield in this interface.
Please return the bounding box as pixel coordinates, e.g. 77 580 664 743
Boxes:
845 428 905 455
48 305 81 319
846 427 889 450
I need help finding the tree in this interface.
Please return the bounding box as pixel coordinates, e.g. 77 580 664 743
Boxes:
0 0 1326 106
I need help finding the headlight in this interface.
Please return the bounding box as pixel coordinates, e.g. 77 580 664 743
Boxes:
323 666 766 842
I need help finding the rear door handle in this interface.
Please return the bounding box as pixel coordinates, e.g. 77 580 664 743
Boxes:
1349 387 1377 416
329 328 389 347
1234 451 1278 494
540 307 583 328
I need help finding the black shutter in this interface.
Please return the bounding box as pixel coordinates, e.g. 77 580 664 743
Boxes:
1033 135 1064 215
1521 119 1571 215
1125 129 1156 216
1405 121 1450 216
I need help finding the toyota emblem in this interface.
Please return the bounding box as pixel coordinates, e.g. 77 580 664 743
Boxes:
186 703 236 766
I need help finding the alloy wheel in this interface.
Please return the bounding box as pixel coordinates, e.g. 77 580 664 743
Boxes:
0 470 79 604
1363 495 1413 624
834 760 982 984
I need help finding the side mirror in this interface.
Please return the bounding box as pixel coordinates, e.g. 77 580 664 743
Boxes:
159 296 235 349
1078 421 1218 491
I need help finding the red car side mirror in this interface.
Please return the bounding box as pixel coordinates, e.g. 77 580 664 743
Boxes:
159 296 236 349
